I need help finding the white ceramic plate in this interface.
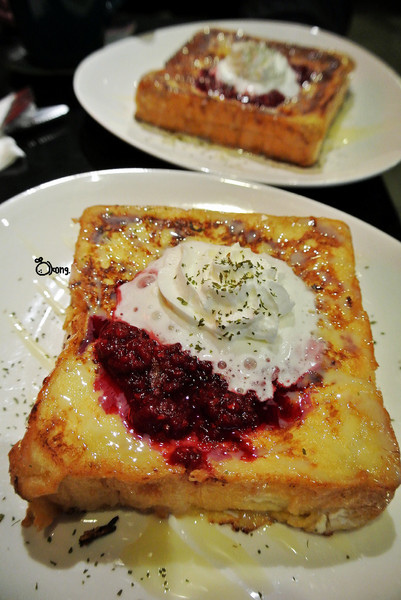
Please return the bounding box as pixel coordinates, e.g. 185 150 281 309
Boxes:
73 19 401 187
1 170 400 600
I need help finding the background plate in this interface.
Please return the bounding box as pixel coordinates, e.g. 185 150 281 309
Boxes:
73 19 401 187
1 169 400 600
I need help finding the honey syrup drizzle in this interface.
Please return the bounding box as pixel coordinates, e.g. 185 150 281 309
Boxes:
120 515 272 599
9 312 55 371
8 271 69 370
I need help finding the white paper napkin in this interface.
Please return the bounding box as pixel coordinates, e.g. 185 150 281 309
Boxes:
0 93 26 171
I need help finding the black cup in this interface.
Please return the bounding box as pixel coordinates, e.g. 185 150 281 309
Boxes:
9 0 106 70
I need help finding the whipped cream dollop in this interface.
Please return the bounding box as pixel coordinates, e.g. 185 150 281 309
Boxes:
115 240 321 400
215 40 300 99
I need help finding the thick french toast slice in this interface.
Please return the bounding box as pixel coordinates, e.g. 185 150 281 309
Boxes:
135 28 355 167
9 206 400 534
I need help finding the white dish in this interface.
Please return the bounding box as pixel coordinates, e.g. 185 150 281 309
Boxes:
73 19 401 187
1 169 400 600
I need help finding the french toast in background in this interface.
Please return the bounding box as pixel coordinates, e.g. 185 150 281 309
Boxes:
135 28 355 167
9 205 400 534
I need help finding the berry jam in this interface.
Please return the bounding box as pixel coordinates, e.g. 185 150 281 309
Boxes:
195 64 312 108
90 316 314 471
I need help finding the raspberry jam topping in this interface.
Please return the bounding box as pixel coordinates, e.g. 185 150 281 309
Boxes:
195 64 312 108
90 316 315 471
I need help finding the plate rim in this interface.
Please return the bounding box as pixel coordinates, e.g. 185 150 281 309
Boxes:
2 167 401 250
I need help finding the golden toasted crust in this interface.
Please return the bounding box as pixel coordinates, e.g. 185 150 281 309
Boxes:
135 28 355 167
9 206 400 533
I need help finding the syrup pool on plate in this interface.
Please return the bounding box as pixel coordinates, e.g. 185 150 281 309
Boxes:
120 514 273 599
